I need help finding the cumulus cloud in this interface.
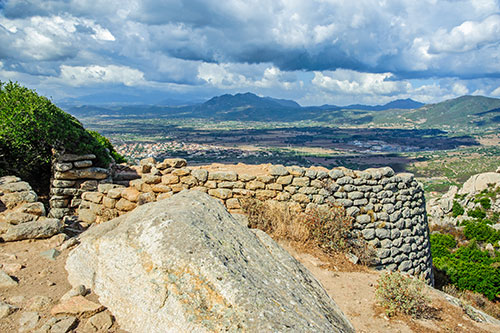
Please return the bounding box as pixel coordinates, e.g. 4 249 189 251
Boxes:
1 0 500 104
429 14 500 53
56 65 145 86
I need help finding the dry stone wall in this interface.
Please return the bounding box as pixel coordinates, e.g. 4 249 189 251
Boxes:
77 158 433 281
49 154 111 219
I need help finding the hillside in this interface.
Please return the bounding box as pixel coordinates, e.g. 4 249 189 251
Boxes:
374 95 500 130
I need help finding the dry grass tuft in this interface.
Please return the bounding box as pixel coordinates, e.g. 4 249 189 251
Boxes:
443 284 500 320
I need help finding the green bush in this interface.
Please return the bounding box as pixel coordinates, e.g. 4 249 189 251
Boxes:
462 220 500 244
0 81 112 193
467 208 486 219
430 233 456 258
88 130 126 164
432 240 500 300
452 200 464 217
475 197 491 210
375 271 430 318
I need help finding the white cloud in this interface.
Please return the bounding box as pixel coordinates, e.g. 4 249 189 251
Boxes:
58 65 145 86
491 86 500 96
452 82 469 95
312 69 408 95
429 14 500 53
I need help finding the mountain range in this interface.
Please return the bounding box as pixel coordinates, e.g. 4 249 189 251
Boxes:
66 92 500 130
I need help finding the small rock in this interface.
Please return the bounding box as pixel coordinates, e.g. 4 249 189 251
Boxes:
0 270 18 287
346 253 359 265
33 317 58 333
9 295 25 305
49 233 69 247
40 249 61 261
61 285 87 301
50 316 78 333
19 311 40 332
0 301 18 318
2 262 23 274
2 218 63 241
84 311 113 332
58 237 79 251
51 296 104 317
27 295 52 311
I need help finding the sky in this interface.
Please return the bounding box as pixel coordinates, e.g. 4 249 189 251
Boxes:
1 0 500 106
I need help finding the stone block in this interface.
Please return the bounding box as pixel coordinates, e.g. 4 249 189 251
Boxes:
246 180 265 190
151 184 172 193
121 188 141 202
52 180 76 188
256 175 274 184
103 197 117 209
107 188 124 199
255 190 276 200
287 166 305 176
82 192 103 204
172 168 191 177
292 193 310 203
276 175 293 185
239 174 256 181
143 174 162 184
226 198 241 210
269 165 288 176
266 183 283 191
191 169 208 182
180 175 198 186
55 167 109 180
74 160 93 168
208 188 233 199
162 174 179 185
115 198 137 212
208 171 237 181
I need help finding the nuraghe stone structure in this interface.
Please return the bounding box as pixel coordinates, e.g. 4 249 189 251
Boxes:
74 158 433 282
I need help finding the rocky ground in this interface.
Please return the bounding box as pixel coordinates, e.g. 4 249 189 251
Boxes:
1 230 499 332
1 167 500 332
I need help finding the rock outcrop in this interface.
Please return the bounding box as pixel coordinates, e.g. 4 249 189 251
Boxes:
66 190 354 333
0 176 63 241
459 172 500 195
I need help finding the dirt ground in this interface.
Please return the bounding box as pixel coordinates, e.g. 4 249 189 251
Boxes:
1 233 499 332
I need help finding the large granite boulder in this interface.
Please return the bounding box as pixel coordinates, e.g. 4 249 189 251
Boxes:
66 190 354 333
459 172 500 195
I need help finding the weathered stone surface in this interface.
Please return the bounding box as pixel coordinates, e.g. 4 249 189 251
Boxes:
121 188 140 202
208 171 238 181
84 311 113 332
4 211 38 224
208 188 232 199
19 202 46 216
269 165 289 176
115 198 136 212
0 301 17 318
0 180 32 192
55 168 109 180
0 270 18 287
459 172 500 194
82 192 103 204
19 311 40 332
2 218 62 241
157 158 187 169
27 295 52 311
191 169 208 182
74 160 93 168
49 316 78 333
51 296 104 317
61 285 87 301
58 154 96 162
66 190 354 333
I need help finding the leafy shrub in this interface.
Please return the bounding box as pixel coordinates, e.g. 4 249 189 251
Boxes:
433 241 500 300
0 81 112 194
430 233 456 258
88 130 126 164
375 271 431 318
475 197 491 210
462 220 500 244
467 208 486 219
452 200 464 217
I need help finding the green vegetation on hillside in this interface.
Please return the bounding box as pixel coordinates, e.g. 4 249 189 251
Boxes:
431 185 500 301
0 81 121 194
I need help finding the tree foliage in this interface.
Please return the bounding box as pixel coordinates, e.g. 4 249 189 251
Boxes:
0 81 113 193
